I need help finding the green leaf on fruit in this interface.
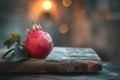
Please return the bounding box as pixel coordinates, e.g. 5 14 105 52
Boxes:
3 32 21 49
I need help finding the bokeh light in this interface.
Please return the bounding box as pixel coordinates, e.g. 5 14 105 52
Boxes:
28 0 59 21
62 0 72 7
42 0 52 10
59 24 68 34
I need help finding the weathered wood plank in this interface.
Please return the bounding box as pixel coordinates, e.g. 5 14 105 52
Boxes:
0 47 102 73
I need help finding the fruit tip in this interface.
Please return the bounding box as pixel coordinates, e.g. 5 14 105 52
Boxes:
26 28 31 34
34 23 42 30
38 23 42 28
32 24 36 30
26 28 30 32
37 23 42 30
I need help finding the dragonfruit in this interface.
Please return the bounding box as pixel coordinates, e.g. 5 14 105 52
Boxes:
23 24 53 58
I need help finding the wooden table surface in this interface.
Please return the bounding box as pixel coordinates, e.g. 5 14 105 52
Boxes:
0 47 119 80
0 62 119 80
0 47 102 73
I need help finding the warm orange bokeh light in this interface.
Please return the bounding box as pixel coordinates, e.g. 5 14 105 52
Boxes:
59 24 69 34
42 0 52 10
28 0 59 21
62 0 72 7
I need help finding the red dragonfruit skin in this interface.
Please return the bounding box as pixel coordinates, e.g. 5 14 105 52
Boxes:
23 29 53 58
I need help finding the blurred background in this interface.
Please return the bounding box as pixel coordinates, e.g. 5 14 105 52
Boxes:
0 0 120 61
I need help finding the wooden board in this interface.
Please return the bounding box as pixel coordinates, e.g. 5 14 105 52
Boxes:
0 47 102 73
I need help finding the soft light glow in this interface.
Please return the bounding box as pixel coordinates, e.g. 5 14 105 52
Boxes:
42 0 52 10
28 0 58 21
59 24 68 34
62 0 72 7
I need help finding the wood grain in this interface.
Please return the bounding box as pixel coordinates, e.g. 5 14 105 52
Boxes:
0 47 102 73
